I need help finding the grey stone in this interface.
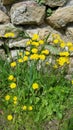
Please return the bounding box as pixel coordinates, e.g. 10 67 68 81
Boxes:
10 1 46 25
0 5 7 13
0 10 10 23
44 0 67 7
0 49 6 59
68 58 73 75
0 23 23 38
65 0 73 6
25 24 68 42
9 39 28 48
10 50 24 59
0 40 4 46
47 6 73 28
66 26 73 42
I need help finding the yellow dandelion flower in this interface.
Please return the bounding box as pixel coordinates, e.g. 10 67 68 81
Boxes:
41 49 49 55
31 41 39 47
7 115 13 121
60 42 66 48
67 42 72 47
28 106 33 111
57 58 65 66
53 64 58 69
26 40 32 45
32 34 39 40
18 58 23 63
25 51 30 56
30 54 39 60
57 57 70 66
39 40 44 45
59 52 69 57
69 46 73 51
39 54 46 60
32 83 39 90
31 48 38 53
23 56 28 61
10 83 16 89
4 32 15 38
10 62 16 67
5 95 10 101
22 105 27 110
13 96 17 101
53 39 59 44
8 75 14 80
72 80 73 84
13 101 17 104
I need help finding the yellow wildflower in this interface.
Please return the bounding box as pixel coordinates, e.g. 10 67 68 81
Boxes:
14 101 17 104
10 62 16 67
13 96 17 101
28 106 33 111
41 49 49 55
30 54 39 60
39 40 44 45
26 40 32 45
72 80 73 84
53 39 59 44
4 32 15 38
25 51 30 56
53 64 58 69
32 34 39 40
23 56 28 61
67 42 72 47
60 42 66 48
66 58 70 64
18 58 23 63
31 41 39 47
7 115 13 121
32 83 39 90
57 57 70 66
10 83 16 89
31 48 38 53
69 46 73 51
22 105 27 110
59 52 69 57
39 54 45 60
5 95 10 101
8 75 14 80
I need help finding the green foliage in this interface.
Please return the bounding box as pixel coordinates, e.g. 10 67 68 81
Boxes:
46 8 53 17
60 117 73 130
0 33 73 130
68 117 73 130
36 0 45 4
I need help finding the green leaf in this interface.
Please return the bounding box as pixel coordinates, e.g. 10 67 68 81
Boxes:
57 112 62 119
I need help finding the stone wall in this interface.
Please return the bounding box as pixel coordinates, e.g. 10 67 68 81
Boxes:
0 0 73 63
